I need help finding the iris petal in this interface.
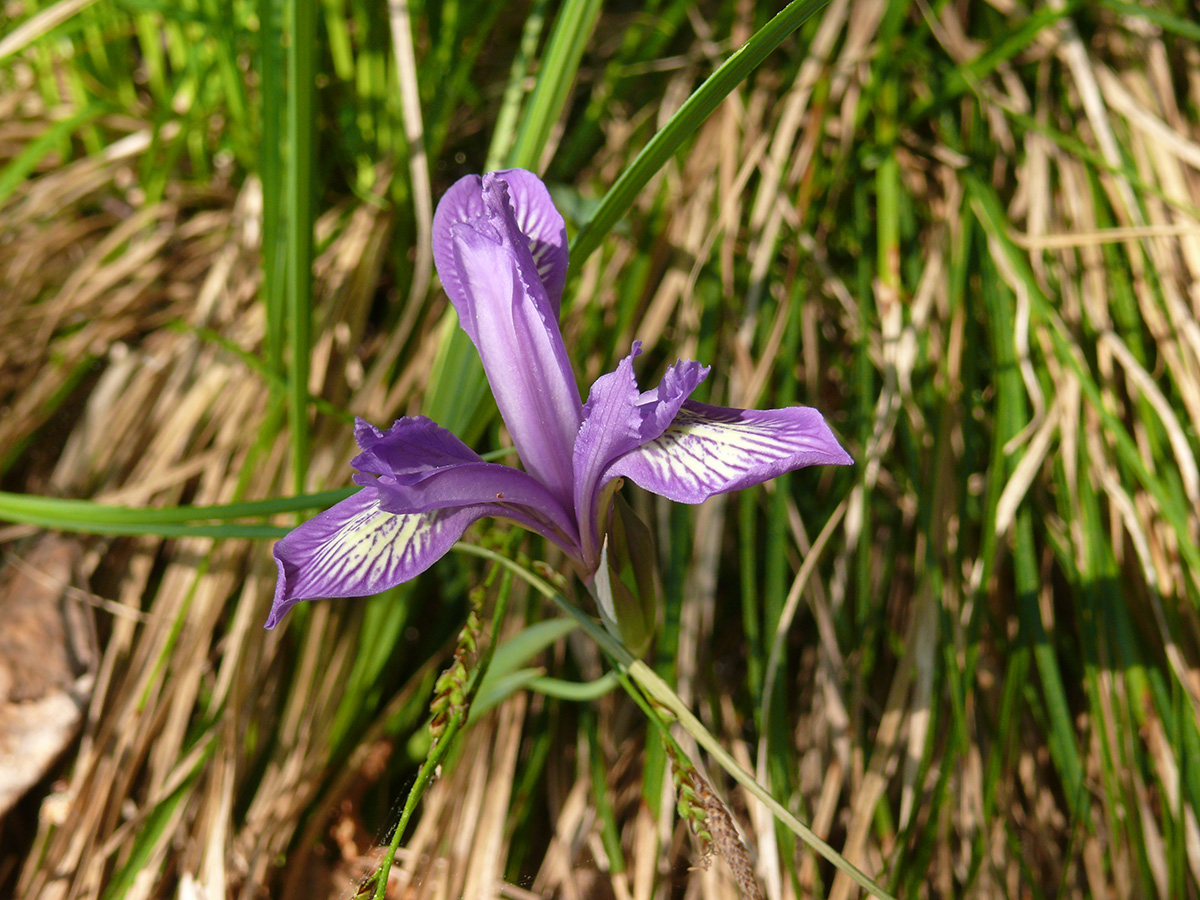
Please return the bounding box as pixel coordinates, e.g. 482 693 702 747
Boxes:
353 416 579 547
431 172 582 506
266 415 584 628
355 463 579 546
494 169 570 312
352 415 486 481
266 491 485 628
572 344 709 564
606 400 853 504
432 169 569 313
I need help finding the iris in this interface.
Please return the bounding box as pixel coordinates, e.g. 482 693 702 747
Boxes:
265 170 852 629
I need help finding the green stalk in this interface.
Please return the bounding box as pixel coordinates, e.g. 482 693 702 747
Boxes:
285 0 315 494
259 0 286 381
569 0 831 265
0 489 354 527
370 564 515 900
506 0 602 170
971 177 1087 822
485 0 550 171
587 711 627 875
454 543 895 900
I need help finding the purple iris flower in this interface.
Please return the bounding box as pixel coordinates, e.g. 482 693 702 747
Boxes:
265 170 852 629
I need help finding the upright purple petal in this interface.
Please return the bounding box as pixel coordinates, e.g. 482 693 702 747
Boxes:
433 169 569 314
267 490 485 628
572 344 709 565
494 169 570 311
605 400 854 504
432 172 582 506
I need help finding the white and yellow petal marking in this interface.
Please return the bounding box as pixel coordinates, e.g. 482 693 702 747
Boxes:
267 490 478 627
606 402 853 504
304 503 438 595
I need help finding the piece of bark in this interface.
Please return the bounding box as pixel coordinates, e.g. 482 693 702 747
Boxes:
0 535 97 819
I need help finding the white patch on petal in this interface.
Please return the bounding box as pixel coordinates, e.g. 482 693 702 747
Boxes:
632 408 807 495
529 241 556 284
308 499 443 594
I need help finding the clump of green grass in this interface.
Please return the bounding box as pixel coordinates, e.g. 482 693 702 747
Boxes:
2 0 1199 898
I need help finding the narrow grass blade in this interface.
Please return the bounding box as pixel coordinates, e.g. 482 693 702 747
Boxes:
506 0 602 171
285 0 316 492
485 0 549 171
569 0 831 265
259 0 286 379
0 489 354 529
0 105 105 204
0 0 100 63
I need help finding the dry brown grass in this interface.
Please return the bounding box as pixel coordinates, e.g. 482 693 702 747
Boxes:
0 69 437 896
2 0 1200 898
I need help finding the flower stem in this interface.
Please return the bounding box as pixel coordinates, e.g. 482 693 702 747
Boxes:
453 542 896 900
370 555 515 900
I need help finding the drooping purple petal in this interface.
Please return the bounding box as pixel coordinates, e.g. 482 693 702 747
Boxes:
355 464 579 547
266 414 589 628
431 172 582 506
571 343 709 564
352 415 581 548
266 490 487 629
605 400 854 504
